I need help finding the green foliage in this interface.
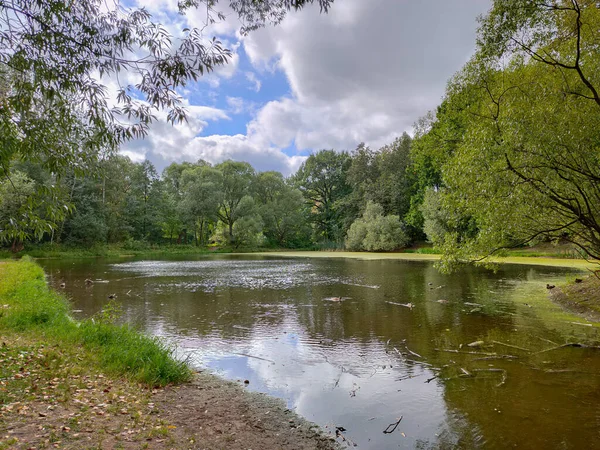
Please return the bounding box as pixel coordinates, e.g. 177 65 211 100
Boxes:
409 1 600 270
294 150 352 244
215 160 256 242
178 164 222 245
0 171 37 247
0 259 191 386
346 201 410 251
255 172 311 247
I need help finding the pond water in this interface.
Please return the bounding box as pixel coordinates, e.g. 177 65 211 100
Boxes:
40 255 600 449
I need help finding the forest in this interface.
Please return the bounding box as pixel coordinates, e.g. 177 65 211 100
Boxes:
1 1 599 270
1 134 424 252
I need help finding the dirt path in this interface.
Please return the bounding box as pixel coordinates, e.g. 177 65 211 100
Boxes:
0 338 339 450
152 372 339 450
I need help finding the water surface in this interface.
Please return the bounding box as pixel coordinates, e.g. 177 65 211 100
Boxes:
40 255 600 449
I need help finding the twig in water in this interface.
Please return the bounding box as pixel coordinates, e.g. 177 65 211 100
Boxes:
386 301 414 309
404 346 422 358
568 321 593 327
534 343 600 355
333 366 347 389
435 348 500 356
491 340 530 352
472 368 507 387
233 353 275 364
425 375 438 383
535 336 559 346
405 358 432 366
460 367 472 377
383 416 403 434
472 355 518 361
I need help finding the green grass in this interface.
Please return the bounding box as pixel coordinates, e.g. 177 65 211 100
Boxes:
4 242 223 259
0 258 191 386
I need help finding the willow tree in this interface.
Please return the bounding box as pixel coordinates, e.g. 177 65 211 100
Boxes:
435 1 600 269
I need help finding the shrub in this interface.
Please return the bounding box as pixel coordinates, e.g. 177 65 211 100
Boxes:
346 201 410 251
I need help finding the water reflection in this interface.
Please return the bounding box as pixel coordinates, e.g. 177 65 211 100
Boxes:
40 256 600 449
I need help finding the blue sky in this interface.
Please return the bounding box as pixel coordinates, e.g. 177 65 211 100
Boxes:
120 0 491 175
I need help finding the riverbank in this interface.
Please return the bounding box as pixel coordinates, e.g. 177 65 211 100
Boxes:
0 260 338 449
0 244 229 260
549 275 600 323
254 250 596 270
1 241 583 263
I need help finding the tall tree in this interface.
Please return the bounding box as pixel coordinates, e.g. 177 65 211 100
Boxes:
255 171 309 247
179 165 222 245
294 150 351 244
126 160 163 241
215 160 255 243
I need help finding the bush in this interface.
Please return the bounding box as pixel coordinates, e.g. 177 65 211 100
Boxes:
346 201 410 251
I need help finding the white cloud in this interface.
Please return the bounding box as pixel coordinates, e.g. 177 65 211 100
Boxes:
180 134 306 174
240 0 491 153
245 71 262 92
119 0 491 174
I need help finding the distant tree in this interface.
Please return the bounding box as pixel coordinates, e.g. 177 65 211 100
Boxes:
179 165 222 245
61 176 109 247
125 160 163 241
215 160 255 243
255 172 310 247
294 150 352 244
375 133 413 218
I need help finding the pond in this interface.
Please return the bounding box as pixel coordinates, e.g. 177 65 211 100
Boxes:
39 255 600 449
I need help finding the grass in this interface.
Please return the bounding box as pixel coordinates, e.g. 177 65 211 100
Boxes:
0 242 225 260
0 258 191 387
253 250 596 270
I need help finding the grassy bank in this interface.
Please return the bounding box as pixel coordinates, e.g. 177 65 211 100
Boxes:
549 276 600 322
0 243 225 260
1 241 582 261
0 258 191 386
254 250 596 270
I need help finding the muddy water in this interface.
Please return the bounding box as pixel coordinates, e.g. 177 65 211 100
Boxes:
40 255 600 449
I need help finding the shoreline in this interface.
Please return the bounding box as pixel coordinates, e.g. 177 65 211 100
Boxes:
0 260 339 449
251 250 596 270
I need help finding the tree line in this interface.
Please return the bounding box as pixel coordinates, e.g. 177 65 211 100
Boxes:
1 133 435 251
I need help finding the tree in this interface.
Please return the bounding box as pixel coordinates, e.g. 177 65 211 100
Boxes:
294 150 352 244
431 1 600 268
0 170 37 250
375 133 413 218
0 0 333 246
61 175 109 247
215 160 255 243
125 160 163 241
346 201 409 252
179 165 222 245
255 171 310 247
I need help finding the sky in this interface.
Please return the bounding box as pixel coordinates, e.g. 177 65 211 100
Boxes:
121 0 491 175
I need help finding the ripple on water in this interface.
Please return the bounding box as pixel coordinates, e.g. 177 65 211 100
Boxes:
111 260 375 292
